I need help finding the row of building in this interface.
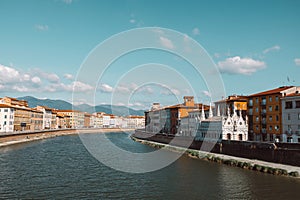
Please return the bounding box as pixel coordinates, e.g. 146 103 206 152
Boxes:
145 86 300 143
0 97 145 133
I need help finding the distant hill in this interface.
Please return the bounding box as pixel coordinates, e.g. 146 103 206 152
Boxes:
17 96 145 116
18 96 73 110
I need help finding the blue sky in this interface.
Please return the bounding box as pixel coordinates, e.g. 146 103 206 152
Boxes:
0 0 300 109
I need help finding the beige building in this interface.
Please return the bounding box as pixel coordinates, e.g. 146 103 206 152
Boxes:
57 110 84 128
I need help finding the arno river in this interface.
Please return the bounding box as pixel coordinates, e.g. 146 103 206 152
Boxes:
0 132 299 199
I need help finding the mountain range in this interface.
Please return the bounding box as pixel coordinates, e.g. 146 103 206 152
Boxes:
17 96 145 116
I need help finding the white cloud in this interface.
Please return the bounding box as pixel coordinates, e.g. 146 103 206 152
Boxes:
46 73 60 83
159 36 175 49
12 85 30 92
137 86 154 95
116 85 130 93
0 64 96 93
0 64 22 83
192 27 200 36
35 24 49 31
98 83 114 93
47 81 94 93
202 90 211 97
64 73 74 80
31 76 41 85
294 58 300 66
218 56 266 75
71 81 94 92
31 69 60 83
263 45 280 54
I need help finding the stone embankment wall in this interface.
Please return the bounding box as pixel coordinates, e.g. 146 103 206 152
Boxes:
133 130 300 167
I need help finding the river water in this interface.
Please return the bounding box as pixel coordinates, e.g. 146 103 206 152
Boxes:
0 132 299 199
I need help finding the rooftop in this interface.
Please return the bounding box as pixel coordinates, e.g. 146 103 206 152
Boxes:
249 86 294 97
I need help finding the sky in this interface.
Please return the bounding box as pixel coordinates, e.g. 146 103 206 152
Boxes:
0 0 300 110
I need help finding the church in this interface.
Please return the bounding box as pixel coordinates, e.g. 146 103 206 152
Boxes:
178 104 248 142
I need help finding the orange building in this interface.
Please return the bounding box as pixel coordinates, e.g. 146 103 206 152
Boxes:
247 86 298 141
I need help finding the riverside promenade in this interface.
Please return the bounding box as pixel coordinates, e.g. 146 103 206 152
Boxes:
0 128 133 147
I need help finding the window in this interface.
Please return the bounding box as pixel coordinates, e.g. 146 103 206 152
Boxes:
276 115 279 121
269 126 272 131
256 98 259 104
4 115 7 119
288 114 291 120
275 96 279 102
262 97 266 105
285 101 293 109
4 121 6 125
288 125 292 131
9 122 13 125
275 125 279 131
255 107 259 113
256 116 259 122
269 106 272 112
249 99 253 106
248 108 253 115
275 105 279 111
256 125 259 130
4 109 8 112
296 101 300 108
269 96 272 102
269 116 272 121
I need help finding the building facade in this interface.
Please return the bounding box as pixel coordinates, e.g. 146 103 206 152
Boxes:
248 86 299 142
0 104 15 133
281 92 300 143
56 110 84 128
145 96 209 135
179 107 248 142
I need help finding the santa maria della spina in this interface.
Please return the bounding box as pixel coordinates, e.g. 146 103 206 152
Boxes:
144 86 300 143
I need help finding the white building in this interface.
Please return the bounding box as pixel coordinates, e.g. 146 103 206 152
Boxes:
102 114 111 128
281 92 300 143
36 106 52 129
0 104 14 133
179 104 248 141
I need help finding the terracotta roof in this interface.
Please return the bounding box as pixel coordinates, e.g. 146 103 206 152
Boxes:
0 104 14 108
57 110 82 113
285 92 300 97
249 86 294 97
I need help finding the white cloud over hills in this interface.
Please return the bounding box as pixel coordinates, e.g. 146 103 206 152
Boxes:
0 64 91 93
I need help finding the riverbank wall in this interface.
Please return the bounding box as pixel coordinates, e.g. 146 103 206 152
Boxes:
0 128 133 147
131 134 300 178
133 130 300 167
